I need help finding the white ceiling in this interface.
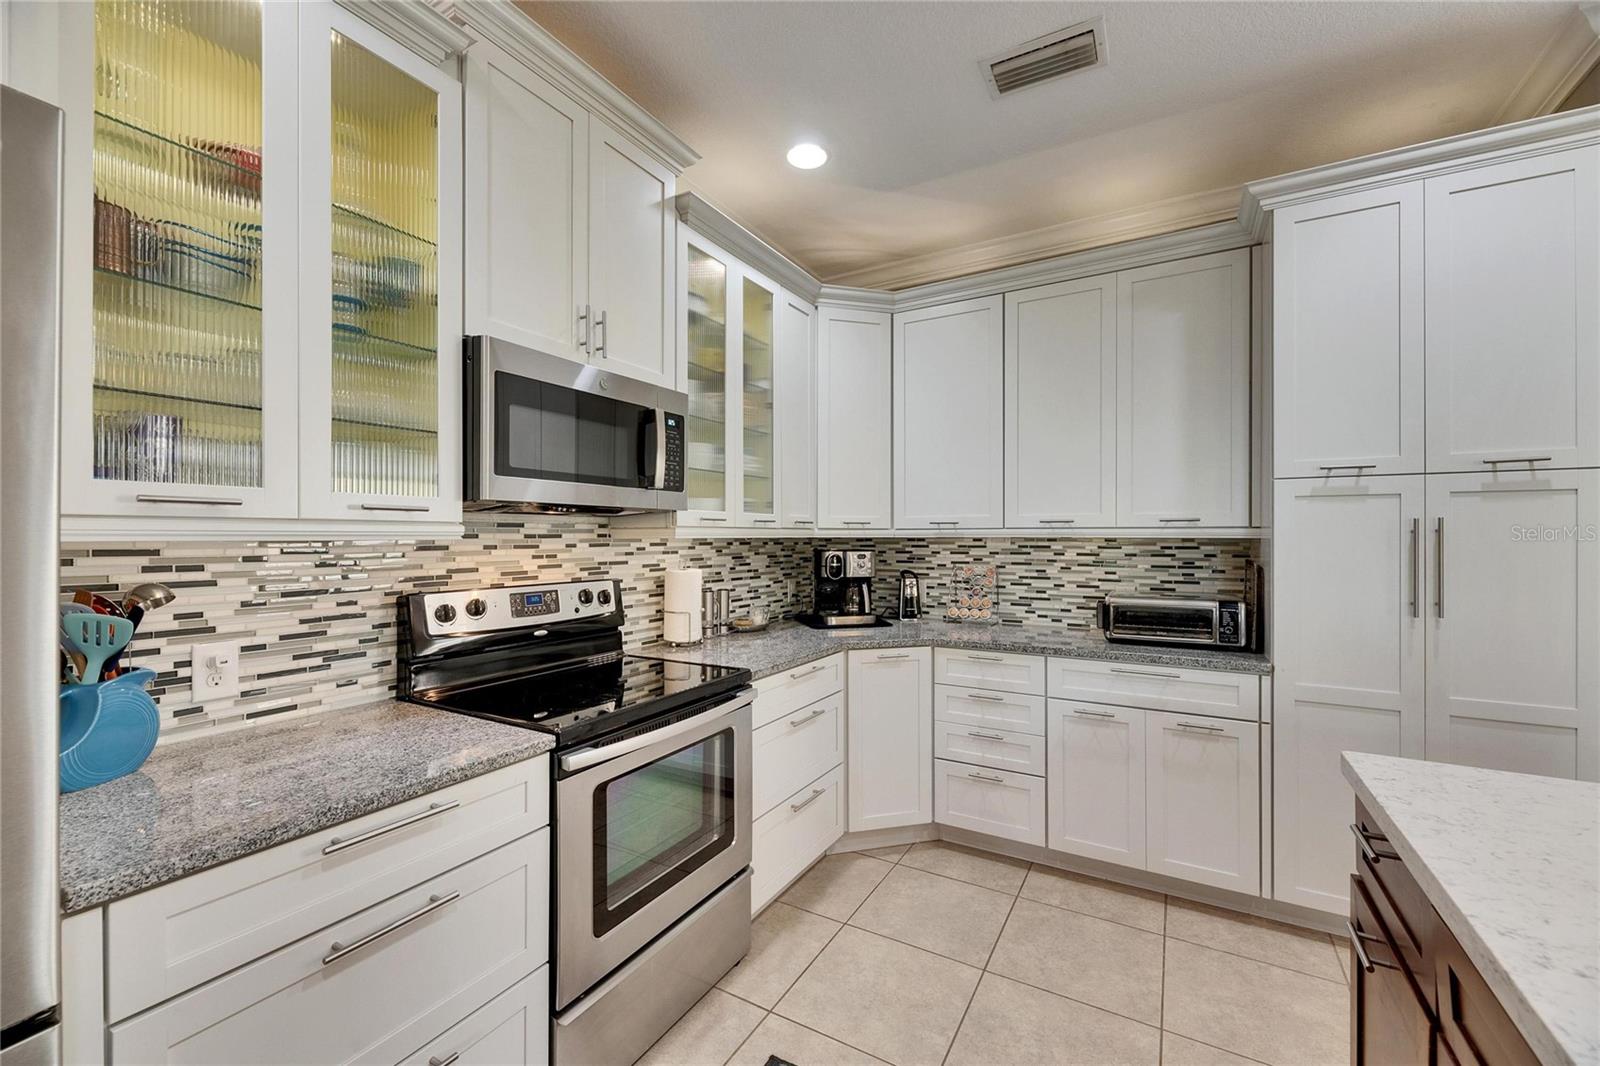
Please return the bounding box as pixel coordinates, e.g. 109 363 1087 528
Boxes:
518 1 1591 288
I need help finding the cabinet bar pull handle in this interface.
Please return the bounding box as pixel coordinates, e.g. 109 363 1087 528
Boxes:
1039 519 1077 525
1348 822 1398 864
700 516 728 522
788 707 827 728
752 518 777 524
1072 708 1117 719
594 309 607 357
930 521 959 527
358 503 429 513
1176 721 1225 734
1158 517 1201 523
1319 464 1377 472
1435 518 1445 618
1409 518 1420 618
966 730 1006 741
788 664 827 681
323 891 460 966
875 652 912 660
430 1054 461 1066
1481 456 1551 465
793 519 814 525
966 692 1005 702
966 654 1004 662
1108 666 1181 680
324 800 459 855
1345 921 1399 973
790 788 826 813
841 520 872 526
135 494 244 506
578 305 590 354
967 771 1005 783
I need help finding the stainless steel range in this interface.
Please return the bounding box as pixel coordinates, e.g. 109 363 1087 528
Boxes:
398 580 753 1065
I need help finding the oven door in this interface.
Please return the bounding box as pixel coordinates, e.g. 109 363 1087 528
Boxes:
554 690 752 1009
465 336 686 512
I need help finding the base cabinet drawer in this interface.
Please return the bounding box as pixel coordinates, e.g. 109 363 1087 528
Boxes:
403 966 549 1066
752 766 845 914
753 654 845 728
933 759 1045 845
1351 875 1433 1066
933 721 1046 775
934 648 1046 695
934 685 1047 736
753 692 845 818
106 758 549 1021
1047 659 1260 722
1145 712 1260 893
110 830 550 1064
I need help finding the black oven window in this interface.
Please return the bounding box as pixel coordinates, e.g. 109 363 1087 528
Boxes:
495 372 646 487
591 727 736 936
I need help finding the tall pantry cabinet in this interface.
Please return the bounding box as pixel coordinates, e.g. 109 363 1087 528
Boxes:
1262 121 1600 915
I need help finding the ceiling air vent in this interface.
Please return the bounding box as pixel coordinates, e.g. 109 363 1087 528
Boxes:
982 17 1107 98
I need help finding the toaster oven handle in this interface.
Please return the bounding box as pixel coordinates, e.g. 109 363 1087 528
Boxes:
1097 599 1110 632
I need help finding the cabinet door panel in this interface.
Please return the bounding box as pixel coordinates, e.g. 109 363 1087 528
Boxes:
1272 477 1424 913
1350 877 1432 1066
933 759 1045 846
1047 702 1145 867
1424 148 1599 471
1005 275 1117 527
1145 711 1259 893
1273 185 1424 478
588 119 674 388
1426 470 1598 780
894 296 1004 528
464 42 588 362
1117 249 1252 527
847 648 932 831
737 268 780 526
817 308 892 529
778 292 817 528
680 235 735 521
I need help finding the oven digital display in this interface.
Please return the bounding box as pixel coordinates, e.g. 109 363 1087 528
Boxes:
510 589 559 618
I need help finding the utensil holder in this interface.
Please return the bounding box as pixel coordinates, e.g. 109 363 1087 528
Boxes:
59 669 160 793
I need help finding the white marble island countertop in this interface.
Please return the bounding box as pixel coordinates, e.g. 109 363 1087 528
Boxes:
1342 753 1600 1065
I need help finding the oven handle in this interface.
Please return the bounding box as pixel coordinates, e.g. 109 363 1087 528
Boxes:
559 690 754 773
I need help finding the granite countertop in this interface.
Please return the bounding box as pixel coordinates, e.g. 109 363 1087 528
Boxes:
646 618 1271 680
59 700 554 914
1342 753 1600 1066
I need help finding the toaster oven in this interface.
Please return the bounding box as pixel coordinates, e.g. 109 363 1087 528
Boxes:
1097 597 1248 648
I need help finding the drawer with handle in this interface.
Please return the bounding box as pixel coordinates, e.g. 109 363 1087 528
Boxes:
934 648 1046 695
751 766 845 914
105 756 549 1020
753 691 845 818
403 964 549 1066
934 684 1047 736
1047 658 1261 722
933 720 1047 776
753 653 845 729
933 758 1046 846
111 830 550 1064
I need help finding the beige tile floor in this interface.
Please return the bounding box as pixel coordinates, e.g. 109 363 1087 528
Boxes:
635 842 1352 1066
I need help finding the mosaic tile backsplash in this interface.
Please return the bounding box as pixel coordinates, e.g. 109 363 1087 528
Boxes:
61 522 1256 741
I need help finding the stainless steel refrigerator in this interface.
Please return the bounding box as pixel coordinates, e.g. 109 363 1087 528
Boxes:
0 84 65 1066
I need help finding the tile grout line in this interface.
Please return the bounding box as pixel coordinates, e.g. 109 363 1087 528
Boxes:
1161 1030 1276 1066
1162 932 1349 986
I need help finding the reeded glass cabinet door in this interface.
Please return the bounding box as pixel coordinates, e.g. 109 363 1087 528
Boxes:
69 0 299 517
684 240 733 518
739 273 779 525
298 4 461 520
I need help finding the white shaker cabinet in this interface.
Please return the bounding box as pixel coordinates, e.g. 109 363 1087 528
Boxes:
1004 275 1117 528
778 291 818 529
1116 249 1252 528
893 296 1004 529
1424 147 1599 472
847 648 933 831
1144 711 1260 895
817 307 893 530
1271 476 1425 913
1272 185 1424 479
1046 702 1146 868
1425 469 1599 780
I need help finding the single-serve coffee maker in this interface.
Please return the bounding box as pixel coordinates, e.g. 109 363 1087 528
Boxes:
797 548 892 629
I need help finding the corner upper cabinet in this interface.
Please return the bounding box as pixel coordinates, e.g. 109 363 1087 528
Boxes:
1116 249 1251 528
1272 184 1424 479
297 3 462 522
463 41 676 389
817 305 892 530
894 296 1004 529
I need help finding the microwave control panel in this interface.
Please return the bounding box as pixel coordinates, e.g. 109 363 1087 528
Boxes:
661 412 684 492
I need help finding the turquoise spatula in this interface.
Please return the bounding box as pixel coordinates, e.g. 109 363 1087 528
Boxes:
60 612 135 686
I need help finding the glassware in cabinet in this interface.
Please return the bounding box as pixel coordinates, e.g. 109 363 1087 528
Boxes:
741 276 776 518
685 243 729 514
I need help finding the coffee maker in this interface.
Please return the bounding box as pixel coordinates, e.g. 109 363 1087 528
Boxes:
797 548 891 629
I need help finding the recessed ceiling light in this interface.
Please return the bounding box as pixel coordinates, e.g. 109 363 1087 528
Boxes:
786 143 828 170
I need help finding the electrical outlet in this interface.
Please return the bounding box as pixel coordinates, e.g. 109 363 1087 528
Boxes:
189 640 242 703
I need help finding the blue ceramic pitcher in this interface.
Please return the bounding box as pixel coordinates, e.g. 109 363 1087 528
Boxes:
59 669 159 793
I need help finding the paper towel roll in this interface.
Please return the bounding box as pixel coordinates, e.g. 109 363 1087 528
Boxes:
663 568 703 644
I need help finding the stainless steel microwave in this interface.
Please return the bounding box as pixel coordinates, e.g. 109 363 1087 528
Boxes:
1097 597 1249 648
464 336 687 514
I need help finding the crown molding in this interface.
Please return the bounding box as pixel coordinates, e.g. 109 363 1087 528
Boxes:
815 285 896 314
438 0 699 173
1241 105 1600 229
336 0 472 66
676 193 822 303
1492 4 1600 125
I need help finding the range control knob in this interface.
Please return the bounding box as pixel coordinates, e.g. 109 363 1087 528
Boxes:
433 603 457 625
464 597 487 619
596 588 612 606
577 588 594 606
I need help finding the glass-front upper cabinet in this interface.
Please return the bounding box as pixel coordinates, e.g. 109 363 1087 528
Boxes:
67 0 299 518
298 4 461 521
683 238 734 522
738 271 780 526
